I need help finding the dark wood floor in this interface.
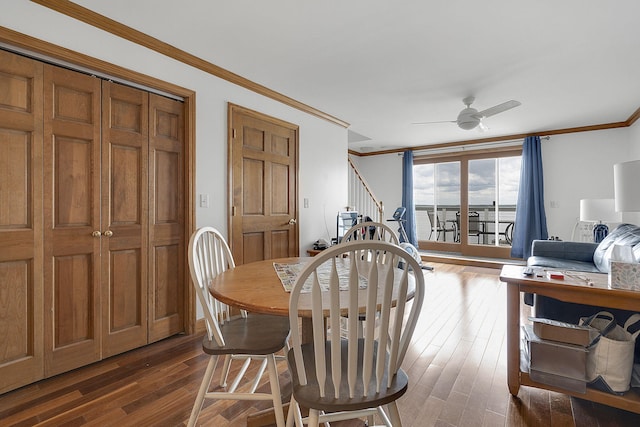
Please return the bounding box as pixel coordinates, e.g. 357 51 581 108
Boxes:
2 262 640 426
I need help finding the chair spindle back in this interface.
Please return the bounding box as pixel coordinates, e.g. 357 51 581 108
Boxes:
188 227 236 346
288 240 425 400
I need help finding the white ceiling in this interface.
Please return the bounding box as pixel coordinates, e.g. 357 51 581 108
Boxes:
75 0 640 152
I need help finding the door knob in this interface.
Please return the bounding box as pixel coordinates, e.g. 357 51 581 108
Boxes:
92 230 101 237
288 218 297 225
103 230 113 237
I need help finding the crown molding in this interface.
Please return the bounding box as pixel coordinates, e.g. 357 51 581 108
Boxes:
351 119 633 157
30 0 349 129
26 0 640 154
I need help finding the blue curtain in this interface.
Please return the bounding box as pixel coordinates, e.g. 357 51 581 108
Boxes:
402 150 418 245
511 136 549 259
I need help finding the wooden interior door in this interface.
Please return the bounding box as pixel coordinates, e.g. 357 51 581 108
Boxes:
147 93 185 342
43 64 102 376
101 81 149 357
229 105 299 264
0 48 190 393
0 51 45 393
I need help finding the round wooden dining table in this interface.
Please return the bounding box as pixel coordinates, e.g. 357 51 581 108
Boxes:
209 257 309 314
208 256 417 342
209 257 320 342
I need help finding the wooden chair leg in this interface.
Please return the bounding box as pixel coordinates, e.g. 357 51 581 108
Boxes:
286 396 300 427
220 354 232 387
187 355 218 427
308 408 320 427
366 414 375 426
386 401 402 426
266 354 286 427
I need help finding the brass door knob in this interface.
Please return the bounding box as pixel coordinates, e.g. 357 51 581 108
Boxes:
103 230 113 237
92 230 101 237
288 218 297 225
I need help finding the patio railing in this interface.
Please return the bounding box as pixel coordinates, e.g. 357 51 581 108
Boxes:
416 204 516 246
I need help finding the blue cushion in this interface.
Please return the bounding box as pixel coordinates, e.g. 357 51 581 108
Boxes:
527 256 600 273
530 240 598 263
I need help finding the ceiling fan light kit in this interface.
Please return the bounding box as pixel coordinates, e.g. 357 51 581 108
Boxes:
457 97 481 130
415 96 522 131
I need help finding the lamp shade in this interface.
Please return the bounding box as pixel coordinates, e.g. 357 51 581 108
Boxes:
579 199 622 222
614 160 640 212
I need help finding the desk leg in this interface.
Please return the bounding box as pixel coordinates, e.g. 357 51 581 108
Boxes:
506 283 521 396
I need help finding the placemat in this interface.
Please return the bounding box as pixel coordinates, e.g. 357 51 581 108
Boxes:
273 259 368 293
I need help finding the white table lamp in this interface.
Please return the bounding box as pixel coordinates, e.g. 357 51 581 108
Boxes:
614 160 640 212
579 198 622 243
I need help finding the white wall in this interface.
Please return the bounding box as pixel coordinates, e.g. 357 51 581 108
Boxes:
350 153 403 217
1 2 348 253
630 119 640 158
542 128 630 239
624 120 640 225
354 126 638 245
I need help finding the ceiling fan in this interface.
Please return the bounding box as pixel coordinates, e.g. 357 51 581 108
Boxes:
414 96 521 131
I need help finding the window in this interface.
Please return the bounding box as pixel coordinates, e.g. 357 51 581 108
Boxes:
413 148 521 258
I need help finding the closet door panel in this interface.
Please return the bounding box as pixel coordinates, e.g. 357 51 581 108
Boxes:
109 249 142 330
148 94 184 342
102 82 148 357
0 51 44 394
53 254 93 345
43 65 101 376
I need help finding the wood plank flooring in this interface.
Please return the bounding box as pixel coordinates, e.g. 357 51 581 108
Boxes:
2 262 640 426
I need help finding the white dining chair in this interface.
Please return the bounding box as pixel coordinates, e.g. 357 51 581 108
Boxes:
340 220 401 339
188 227 290 427
286 240 425 427
342 221 399 244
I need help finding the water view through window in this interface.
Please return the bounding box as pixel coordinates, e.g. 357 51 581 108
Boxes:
414 155 521 248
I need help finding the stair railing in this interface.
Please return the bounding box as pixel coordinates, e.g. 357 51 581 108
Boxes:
348 157 384 222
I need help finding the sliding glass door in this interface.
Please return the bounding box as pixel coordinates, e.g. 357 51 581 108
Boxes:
414 162 461 244
468 156 521 247
414 149 521 258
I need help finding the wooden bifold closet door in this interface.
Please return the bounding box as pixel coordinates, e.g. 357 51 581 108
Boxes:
42 62 103 376
0 49 45 393
0 50 185 393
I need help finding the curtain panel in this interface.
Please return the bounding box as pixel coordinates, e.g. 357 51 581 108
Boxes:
402 150 419 246
511 136 548 258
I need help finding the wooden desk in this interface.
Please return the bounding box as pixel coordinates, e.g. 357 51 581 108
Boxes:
499 265 640 414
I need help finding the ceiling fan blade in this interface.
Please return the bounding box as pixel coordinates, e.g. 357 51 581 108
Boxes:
477 100 521 118
411 120 456 125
